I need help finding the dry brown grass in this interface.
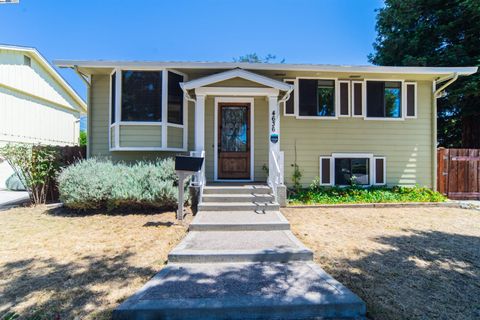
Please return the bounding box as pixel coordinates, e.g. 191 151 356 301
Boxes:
283 206 480 320
0 205 191 320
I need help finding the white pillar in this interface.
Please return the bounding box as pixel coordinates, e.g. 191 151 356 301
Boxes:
268 95 280 183
194 94 206 152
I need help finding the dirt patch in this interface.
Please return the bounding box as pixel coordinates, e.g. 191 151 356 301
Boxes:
0 205 191 319
282 206 480 320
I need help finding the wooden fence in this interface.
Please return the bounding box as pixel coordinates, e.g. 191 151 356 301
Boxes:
437 148 480 199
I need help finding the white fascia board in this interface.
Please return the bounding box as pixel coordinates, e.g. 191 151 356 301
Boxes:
182 68 293 91
54 59 478 76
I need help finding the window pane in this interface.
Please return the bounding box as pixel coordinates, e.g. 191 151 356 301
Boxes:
366 81 384 117
351 158 369 185
299 79 335 117
367 81 402 118
111 72 116 124
121 71 162 122
335 158 369 186
168 71 184 124
385 82 401 118
317 80 335 117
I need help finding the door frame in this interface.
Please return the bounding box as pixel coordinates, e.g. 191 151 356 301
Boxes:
214 97 255 182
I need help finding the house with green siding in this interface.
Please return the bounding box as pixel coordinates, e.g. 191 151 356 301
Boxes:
55 59 476 205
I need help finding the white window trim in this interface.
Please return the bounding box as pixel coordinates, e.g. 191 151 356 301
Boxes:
373 156 387 185
282 79 296 116
405 82 417 119
108 68 188 152
295 77 340 120
363 79 407 121
351 80 364 118
338 80 351 117
319 156 333 186
214 97 255 182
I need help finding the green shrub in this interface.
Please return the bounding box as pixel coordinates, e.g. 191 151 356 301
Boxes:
58 158 187 211
0 144 60 204
289 184 446 205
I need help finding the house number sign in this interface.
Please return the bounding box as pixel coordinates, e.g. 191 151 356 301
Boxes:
270 110 278 143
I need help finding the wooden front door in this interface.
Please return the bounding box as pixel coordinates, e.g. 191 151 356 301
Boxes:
218 103 251 179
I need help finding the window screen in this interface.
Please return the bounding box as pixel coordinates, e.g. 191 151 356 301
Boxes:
168 71 184 124
321 158 331 185
121 71 162 122
299 79 335 117
367 81 402 118
334 158 369 186
375 158 385 184
284 80 294 115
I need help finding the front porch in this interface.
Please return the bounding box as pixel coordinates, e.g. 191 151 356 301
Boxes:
182 69 292 203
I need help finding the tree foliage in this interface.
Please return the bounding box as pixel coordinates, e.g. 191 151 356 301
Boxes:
79 130 87 146
234 53 285 63
369 0 480 147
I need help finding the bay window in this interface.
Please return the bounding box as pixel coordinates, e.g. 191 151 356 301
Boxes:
109 69 187 151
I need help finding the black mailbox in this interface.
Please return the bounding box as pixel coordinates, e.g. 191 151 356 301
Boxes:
175 156 204 172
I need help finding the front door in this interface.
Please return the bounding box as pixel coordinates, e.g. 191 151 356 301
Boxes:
218 103 251 179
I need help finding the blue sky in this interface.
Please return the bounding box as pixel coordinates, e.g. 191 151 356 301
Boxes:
0 0 383 100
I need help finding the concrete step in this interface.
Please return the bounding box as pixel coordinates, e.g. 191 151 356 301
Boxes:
203 185 272 195
168 230 313 263
189 210 290 231
198 202 280 212
202 193 275 203
113 261 366 320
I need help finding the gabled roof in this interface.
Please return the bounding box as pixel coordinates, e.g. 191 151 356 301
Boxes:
0 44 87 113
181 68 293 91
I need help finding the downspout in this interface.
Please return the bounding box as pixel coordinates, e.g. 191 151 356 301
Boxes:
431 72 458 191
73 65 91 87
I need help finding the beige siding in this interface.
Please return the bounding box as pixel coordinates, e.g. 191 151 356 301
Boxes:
280 80 433 187
120 125 162 147
167 126 183 148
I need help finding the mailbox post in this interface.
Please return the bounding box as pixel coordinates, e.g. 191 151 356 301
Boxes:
175 156 204 220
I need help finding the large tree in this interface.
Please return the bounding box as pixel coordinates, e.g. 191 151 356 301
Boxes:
369 0 480 147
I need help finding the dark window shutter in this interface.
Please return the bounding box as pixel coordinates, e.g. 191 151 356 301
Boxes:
340 82 349 116
353 82 363 116
299 79 317 116
366 81 385 117
285 80 294 115
320 157 332 185
406 83 416 117
374 157 385 185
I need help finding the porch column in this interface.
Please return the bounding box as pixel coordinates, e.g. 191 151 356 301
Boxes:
268 95 280 182
194 94 206 152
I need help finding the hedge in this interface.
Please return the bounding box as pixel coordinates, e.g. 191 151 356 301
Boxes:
58 158 186 210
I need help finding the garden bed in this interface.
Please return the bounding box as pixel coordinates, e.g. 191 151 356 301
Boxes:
288 186 446 205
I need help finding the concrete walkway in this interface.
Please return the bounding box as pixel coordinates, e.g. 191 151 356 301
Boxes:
114 185 366 319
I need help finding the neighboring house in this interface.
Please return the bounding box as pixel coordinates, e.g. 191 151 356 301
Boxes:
0 45 87 188
55 59 476 204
